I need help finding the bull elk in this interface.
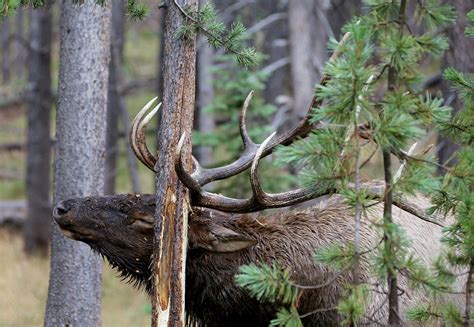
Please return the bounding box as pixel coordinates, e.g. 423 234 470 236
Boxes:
52 40 460 326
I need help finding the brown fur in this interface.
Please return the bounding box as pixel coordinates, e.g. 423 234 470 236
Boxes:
53 194 460 326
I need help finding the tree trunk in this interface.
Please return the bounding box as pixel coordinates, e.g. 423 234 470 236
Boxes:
44 1 110 326
120 99 142 193
287 0 317 128
151 0 197 325
23 0 53 256
326 0 362 37
155 9 165 173
1 16 10 83
104 0 125 194
437 1 474 173
15 8 25 79
195 34 215 165
259 0 290 108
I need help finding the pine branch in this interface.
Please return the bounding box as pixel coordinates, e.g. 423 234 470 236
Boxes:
172 0 260 68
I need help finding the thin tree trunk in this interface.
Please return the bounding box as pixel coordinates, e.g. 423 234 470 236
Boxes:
464 261 473 327
120 100 142 193
287 0 317 128
1 16 10 83
437 1 474 174
23 0 53 256
104 0 125 194
15 8 25 79
45 1 111 325
152 0 197 325
383 149 400 325
383 1 407 324
259 0 290 107
326 0 361 37
195 34 215 166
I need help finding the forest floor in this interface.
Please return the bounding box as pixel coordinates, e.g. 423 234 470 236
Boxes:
0 228 150 326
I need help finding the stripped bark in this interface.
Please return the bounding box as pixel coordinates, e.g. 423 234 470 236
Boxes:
152 0 197 325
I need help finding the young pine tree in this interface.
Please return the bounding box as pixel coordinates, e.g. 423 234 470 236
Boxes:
408 10 474 326
236 0 460 325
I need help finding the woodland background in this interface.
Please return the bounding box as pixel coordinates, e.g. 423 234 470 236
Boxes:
0 0 472 325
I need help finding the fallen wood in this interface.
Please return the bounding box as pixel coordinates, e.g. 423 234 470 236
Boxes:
0 94 24 110
0 200 26 229
0 170 23 180
0 142 25 152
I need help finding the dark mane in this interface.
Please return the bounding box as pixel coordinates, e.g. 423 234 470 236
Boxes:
89 244 152 294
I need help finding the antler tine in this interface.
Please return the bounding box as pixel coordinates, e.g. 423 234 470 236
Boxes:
240 91 257 148
188 91 260 186
250 132 276 205
175 133 202 193
172 32 352 213
249 132 323 208
187 33 352 188
188 131 330 213
136 102 162 171
130 97 158 171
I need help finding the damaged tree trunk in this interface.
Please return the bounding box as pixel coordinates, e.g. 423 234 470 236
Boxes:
151 0 197 325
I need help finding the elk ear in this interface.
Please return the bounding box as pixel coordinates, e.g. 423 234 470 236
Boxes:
128 210 154 229
205 225 256 253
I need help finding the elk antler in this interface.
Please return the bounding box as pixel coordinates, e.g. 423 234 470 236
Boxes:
168 33 352 212
129 33 350 212
174 131 335 213
130 97 161 171
176 32 351 188
129 33 446 225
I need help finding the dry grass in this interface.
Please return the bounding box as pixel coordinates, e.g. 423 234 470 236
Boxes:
0 229 150 326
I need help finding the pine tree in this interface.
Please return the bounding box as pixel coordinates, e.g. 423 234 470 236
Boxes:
409 10 474 326
236 0 459 325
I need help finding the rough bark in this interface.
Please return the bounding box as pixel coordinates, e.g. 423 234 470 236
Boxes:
23 0 53 256
155 9 165 165
104 0 125 194
44 1 111 326
1 16 10 83
152 0 197 325
437 1 474 173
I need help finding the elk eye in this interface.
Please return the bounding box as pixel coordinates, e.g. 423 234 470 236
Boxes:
127 210 154 230
130 218 153 230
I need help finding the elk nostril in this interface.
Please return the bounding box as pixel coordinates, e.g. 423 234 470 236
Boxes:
53 201 70 218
